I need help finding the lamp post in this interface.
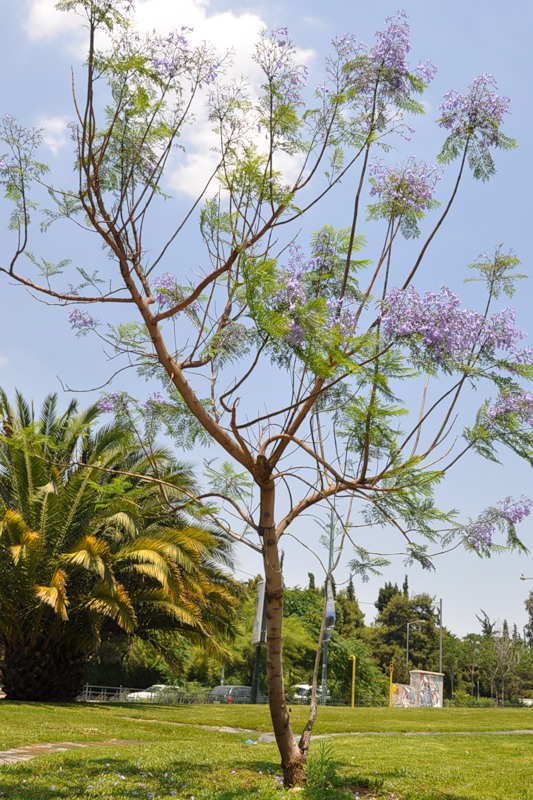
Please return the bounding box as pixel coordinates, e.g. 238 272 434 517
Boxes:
520 577 532 647
406 620 423 672
320 512 336 705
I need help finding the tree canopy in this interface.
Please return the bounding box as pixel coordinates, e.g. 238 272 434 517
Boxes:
2 1 533 783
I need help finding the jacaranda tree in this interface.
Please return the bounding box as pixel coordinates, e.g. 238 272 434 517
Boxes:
0 389 239 700
2 1 533 783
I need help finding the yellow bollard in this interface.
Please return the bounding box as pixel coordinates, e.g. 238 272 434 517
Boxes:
349 655 357 709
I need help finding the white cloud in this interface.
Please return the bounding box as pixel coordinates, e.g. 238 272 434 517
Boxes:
22 0 266 57
38 115 70 154
302 16 326 29
0 356 9 366
22 0 315 197
23 0 86 47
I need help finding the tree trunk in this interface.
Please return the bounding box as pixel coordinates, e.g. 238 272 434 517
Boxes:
259 477 306 788
1 638 86 701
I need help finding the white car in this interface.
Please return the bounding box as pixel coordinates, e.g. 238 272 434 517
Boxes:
290 684 331 703
126 684 183 703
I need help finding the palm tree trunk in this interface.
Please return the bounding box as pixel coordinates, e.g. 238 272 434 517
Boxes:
1 636 86 701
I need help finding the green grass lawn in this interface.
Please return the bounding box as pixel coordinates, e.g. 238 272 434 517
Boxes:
1 702 532 799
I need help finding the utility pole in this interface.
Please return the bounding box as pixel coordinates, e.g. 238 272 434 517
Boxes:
251 581 267 703
439 598 443 674
320 511 336 705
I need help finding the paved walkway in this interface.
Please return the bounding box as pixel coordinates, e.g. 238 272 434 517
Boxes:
0 739 141 766
2 725 533 765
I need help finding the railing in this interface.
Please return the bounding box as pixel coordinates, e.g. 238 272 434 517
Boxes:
76 684 210 705
76 684 390 706
77 684 136 703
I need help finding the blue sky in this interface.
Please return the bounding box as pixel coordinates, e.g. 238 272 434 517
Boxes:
1 0 533 641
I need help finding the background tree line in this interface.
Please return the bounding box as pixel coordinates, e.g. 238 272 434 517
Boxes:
87 572 533 707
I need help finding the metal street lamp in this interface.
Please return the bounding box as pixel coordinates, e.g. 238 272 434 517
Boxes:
520 574 533 581
406 620 423 672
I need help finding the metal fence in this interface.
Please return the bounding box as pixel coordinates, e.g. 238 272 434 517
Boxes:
76 684 209 705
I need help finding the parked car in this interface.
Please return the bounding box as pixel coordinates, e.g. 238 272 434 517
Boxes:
126 684 183 703
291 684 312 702
207 685 267 704
290 684 331 703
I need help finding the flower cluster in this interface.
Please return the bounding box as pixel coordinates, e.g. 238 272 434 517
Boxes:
145 27 220 87
153 272 178 308
316 34 365 98
275 237 361 347
68 308 97 334
368 157 441 217
381 287 526 364
465 518 495 551
487 392 533 427
276 244 310 312
143 391 165 408
331 33 365 64
498 496 533 525
439 74 511 149
255 27 308 107
370 12 423 85
345 12 436 100
464 495 532 552
286 320 305 346
97 392 129 414
326 298 358 338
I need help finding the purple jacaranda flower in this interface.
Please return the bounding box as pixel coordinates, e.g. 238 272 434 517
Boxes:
276 244 311 311
271 26 289 48
148 28 192 80
326 298 358 338
97 392 129 414
153 273 201 316
370 11 412 83
381 287 526 364
369 157 442 217
439 74 511 148
466 519 495 550
487 392 533 427
463 495 532 552
143 391 165 408
498 496 533 525
276 233 363 345
255 27 308 107
153 273 177 308
332 32 365 63
344 12 436 100
68 308 97 333
286 320 305 346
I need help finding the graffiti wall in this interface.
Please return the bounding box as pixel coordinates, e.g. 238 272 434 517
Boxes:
410 671 443 707
391 683 416 707
392 671 444 708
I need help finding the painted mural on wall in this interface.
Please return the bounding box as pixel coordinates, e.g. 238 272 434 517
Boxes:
412 671 443 707
391 683 416 707
392 671 444 708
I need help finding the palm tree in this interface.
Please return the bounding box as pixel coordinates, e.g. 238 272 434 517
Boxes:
0 389 238 700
